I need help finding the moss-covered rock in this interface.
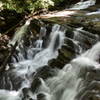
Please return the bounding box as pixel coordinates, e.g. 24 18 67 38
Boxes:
48 44 76 69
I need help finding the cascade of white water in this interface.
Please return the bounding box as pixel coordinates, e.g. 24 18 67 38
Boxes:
9 19 31 45
70 0 96 10
0 42 99 100
35 41 100 100
0 16 100 100
48 24 65 51
11 22 47 63
26 26 47 60
12 24 65 76
82 42 100 62
2 24 65 98
34 26 46 49
8 19 32 63
0 24 66 100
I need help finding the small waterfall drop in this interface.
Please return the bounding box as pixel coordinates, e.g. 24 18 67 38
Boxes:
9 19 31 45
12 24 65 76
35 26 47 49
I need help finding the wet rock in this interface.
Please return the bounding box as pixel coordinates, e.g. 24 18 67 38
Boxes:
85 70 100 82
37 93 46 100
0 70 24 90
48 58 66 69
65 27 74 38
85 5 100 11
48 44 76 69
22 88 31 100
31 77 41 93
0 34 10 66
31 66 56 93
59 45 76 58
30 19 41 36
35 66 56 79
92 95 100 100
64 37 80 53
87 81 100 91
80 91 99 100
77 68 100 100
0 7 100 100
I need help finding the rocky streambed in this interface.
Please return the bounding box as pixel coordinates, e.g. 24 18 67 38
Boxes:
0 1 100 100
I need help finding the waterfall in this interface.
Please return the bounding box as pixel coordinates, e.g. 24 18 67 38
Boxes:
12 24 65 76
36 42 100 100
0 23 66 100
0 15 100 99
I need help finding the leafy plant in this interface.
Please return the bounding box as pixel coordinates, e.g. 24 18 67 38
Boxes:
0 0 65 13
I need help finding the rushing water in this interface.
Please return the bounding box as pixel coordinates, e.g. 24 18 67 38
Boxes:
12 24 65 76
70 0 96 10
0 20 99 100
0 23 66 100
0 0 100 100
34 42 100 100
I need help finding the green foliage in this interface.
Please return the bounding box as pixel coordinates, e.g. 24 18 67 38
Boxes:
33 0 54 10
0 0 65 13
0 0 31 12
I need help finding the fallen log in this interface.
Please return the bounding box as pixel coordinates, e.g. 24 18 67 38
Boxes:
36 10 100 34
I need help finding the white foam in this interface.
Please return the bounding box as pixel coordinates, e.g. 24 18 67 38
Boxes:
70 0 96 10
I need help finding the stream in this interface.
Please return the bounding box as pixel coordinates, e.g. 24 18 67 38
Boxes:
0 0 100 100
